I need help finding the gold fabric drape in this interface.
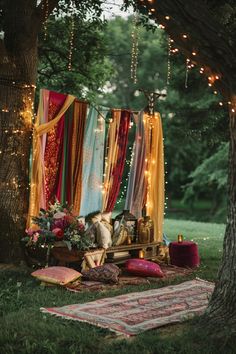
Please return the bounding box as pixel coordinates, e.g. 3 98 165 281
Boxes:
102 109 121 211
27 93 75 226
144 112 164 242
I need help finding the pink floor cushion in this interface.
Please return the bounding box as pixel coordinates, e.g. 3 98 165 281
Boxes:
125 259 164 278
169 241 200 268
31 266 82 285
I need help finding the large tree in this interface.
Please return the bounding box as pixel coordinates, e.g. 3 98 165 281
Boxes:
0 0 104 262
129 0 236 328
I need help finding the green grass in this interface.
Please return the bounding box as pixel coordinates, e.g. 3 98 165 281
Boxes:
1 219 234 354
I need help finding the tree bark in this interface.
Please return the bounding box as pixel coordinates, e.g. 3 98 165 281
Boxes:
204 97 236 327
0 44 37 262
134 0 236 330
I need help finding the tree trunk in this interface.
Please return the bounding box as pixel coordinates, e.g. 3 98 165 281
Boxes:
204 96 236 327
0 44 37 262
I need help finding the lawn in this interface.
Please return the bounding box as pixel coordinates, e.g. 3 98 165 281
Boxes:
1 219 235 354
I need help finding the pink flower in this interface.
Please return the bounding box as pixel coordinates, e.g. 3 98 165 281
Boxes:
52 228 64 240
32 232 39 243
64 214 75 224
53 212 66 219
77 223 85 232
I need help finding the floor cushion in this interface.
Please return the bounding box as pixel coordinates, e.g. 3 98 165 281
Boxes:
81 263 121 283
31 266 82 285
169 241 200 268
125 259 164 278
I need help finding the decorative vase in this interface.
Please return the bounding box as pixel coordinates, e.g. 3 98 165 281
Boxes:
138 216 154 243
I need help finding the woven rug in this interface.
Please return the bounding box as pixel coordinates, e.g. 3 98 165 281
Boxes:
41 278 214 336
65 264 193 293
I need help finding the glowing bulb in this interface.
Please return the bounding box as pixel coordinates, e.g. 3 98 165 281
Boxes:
165 16 170 20
219 102 223 106
182 34 187 38
192 52 197 56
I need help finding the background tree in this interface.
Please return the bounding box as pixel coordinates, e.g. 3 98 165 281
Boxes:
37 16 112 102
101 16 228 221
0 0 104 262
129 0 236 329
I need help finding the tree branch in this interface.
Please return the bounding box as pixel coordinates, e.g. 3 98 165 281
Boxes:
135 0 236 98
34 0 60 29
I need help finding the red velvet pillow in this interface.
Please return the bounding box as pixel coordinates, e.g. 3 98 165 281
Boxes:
125 259 164 278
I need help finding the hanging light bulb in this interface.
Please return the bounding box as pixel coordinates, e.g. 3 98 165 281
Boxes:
185 58 190 88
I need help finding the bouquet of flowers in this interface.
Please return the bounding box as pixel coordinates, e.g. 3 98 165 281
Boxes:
24 201 95 251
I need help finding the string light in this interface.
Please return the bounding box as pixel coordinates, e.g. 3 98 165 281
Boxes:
43 0 49 41
185 58 190 88
130 13 140 84
68 14 75 71
166 37 172 86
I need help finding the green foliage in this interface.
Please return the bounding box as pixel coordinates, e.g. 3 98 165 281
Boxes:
24 201 93 251
183 142 228 217
100 16 229 221
37 15 112 101
0 219 231 354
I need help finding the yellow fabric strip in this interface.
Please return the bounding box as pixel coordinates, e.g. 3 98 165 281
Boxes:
72 101 88 213
102 109 121 211
145 112 164 242
27 92 75 226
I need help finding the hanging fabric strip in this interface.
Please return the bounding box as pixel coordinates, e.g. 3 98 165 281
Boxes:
72 100 88 213
145 112 164 242
103 110 131 212
39 89 50 210
125 112 147 218
102 109 121 211
79 107 106 216
27 91 75 226
44 91 67 207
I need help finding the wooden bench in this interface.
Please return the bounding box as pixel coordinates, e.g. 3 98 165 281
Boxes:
106 242 160 264
51 242 161 266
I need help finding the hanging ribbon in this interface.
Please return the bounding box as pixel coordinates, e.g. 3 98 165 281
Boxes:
27 90 75 226
79 107 106 216
145 112 164 242
125 112 147 218
103 109 131 212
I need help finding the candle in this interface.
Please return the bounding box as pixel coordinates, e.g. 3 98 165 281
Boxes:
139 250 145 258
178 234 183 243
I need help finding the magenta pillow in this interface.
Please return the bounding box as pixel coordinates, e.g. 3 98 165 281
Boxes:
125 259 164 278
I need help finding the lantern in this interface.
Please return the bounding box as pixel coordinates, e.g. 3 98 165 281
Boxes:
115 210 137 243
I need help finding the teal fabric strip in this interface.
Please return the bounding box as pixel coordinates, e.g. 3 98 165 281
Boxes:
79 106 106 216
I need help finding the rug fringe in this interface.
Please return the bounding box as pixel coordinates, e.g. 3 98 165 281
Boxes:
40 308 129 337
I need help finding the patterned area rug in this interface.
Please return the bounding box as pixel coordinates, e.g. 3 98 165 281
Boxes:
65 264 194 293
41 278 214 336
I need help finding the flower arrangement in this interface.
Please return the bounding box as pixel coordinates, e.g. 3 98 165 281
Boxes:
24 201 95 251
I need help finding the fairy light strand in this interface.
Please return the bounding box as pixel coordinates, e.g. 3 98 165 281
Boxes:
43 0 49 41
166 36 172 86
130 13 139 84
68 14 75 71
